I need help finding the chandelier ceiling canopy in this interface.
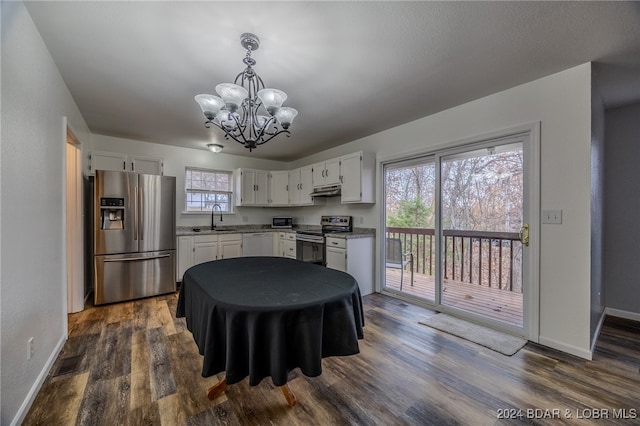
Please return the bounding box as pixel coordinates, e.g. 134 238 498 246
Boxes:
195 33 297 152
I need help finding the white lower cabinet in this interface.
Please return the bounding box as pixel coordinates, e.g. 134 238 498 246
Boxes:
278 232 297 259
177 236 194 281
325 237 347 271
193 234 218 265
325 236 374 295
218 234 243 259
176 233 242 281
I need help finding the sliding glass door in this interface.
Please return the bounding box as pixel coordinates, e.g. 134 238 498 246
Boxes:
440 142 524 327
383 133 532 333
383 158 436 302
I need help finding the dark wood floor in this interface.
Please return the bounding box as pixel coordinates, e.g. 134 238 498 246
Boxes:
24 292 640 425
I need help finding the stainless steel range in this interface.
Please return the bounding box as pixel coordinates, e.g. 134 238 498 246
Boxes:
296 216 353 265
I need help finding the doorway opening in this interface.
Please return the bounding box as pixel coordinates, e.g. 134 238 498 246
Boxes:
66 125 84 313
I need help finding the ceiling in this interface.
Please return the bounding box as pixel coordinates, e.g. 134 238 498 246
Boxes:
24 1 640 162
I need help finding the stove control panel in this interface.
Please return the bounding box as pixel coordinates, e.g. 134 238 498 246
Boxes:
320 215 353 232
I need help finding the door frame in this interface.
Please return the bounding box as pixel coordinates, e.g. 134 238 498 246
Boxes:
64 118 85 314
377 122 540 341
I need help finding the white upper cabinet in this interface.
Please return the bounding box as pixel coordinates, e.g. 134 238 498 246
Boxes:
289 165 315 206
89 151 127 174
340 151 376 203
299 165 315 205
235 169 269 206
269 171 290 206
130 155 164 175
312 158 340 187
89 151 163 175
288 169 301 205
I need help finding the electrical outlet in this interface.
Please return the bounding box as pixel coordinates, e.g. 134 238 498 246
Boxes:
542 209 562 224
28 337 34 360
359 216 364 224
242 216 249 223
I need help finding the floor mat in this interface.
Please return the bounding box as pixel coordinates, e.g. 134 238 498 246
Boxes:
419 313 527 356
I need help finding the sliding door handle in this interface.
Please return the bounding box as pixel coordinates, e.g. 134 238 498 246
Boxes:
519 223 529 247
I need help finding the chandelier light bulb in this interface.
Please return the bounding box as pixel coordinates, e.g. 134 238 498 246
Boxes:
195 94 224 120
257 88 287 116
275 107 298 129
215 83 248 113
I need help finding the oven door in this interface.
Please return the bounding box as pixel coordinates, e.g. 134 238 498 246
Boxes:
296 237 325 265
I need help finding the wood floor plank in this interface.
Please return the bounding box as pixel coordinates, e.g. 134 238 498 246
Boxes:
157 393 188 426
21 372 89 425
126 402 161 426
130 329 152 411
22 292 640 425
146 327 177 401
76 375 131 426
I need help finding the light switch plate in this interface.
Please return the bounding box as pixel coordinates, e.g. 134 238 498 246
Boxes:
542 209 562 224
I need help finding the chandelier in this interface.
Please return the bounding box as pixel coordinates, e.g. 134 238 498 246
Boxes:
195 33 298 152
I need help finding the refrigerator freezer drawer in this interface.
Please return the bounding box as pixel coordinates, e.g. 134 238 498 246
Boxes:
94 250 176 305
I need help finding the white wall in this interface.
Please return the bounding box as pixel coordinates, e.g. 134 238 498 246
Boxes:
292 64 594 358
590 67 606 347
1 2 91 424
90 134 291 228
604 102 640 316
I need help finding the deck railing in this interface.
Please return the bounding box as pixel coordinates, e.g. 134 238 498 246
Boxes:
385 227 522 293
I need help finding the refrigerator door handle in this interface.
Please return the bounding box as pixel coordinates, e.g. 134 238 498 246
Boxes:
104 254 171 262
133 186 138 240
139 186 144 241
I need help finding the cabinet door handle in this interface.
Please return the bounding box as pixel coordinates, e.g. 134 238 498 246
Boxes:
331 241 339 245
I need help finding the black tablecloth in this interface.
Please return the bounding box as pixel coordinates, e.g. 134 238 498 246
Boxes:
176 256 364 386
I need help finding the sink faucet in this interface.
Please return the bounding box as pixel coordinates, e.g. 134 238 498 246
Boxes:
211 203 223 230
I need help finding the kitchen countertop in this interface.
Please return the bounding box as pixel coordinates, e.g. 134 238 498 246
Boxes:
176 225 375 238
326 228 376 239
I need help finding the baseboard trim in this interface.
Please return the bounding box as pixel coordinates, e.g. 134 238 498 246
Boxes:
605 307 640 322
537 336 593 360
10 334 66 426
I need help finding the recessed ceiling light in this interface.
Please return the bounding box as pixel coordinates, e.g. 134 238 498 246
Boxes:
207 143 223 153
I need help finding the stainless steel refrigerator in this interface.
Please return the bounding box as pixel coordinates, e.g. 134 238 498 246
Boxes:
94 170 176 305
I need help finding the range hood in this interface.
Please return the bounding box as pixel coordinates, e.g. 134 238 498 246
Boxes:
310 184 341 198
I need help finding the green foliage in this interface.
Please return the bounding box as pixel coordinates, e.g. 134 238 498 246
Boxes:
386 197 433 228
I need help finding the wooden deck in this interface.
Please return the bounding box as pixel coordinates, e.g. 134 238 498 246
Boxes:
385 268 523 326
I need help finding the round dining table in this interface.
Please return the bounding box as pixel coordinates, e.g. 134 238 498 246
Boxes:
176 256 365 405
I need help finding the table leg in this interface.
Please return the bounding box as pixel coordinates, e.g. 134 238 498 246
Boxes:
206 377 228 400
280 384 297 407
